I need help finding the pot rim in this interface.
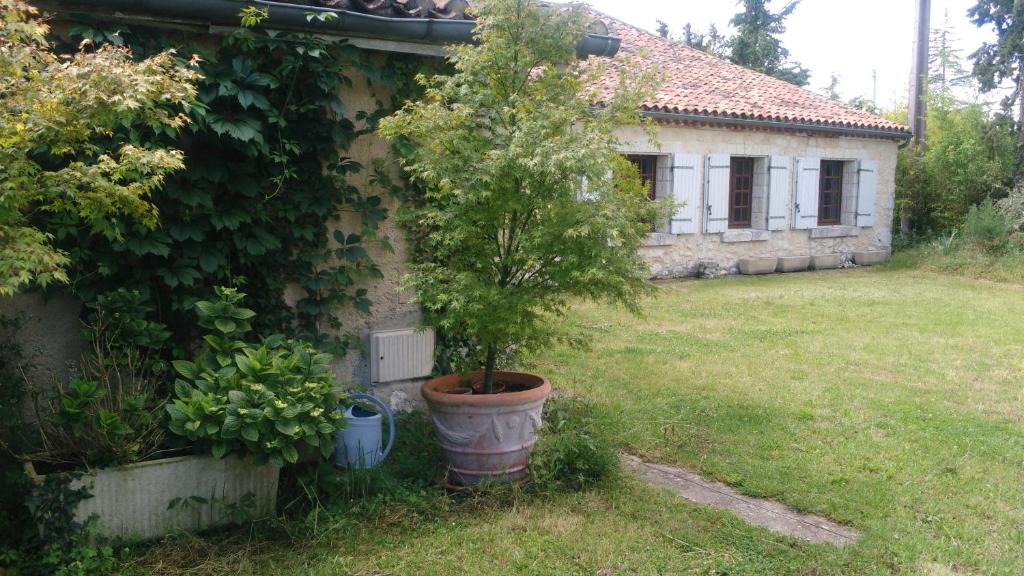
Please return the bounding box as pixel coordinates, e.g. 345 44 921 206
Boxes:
422 371 551 407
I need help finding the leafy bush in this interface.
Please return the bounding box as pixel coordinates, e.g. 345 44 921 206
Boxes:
31 290 170 469
996 183 1024 235
529 397 619 492
167 288 344 466
962 198 1010 254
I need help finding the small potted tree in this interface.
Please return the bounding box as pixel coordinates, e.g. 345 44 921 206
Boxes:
381 0 661 486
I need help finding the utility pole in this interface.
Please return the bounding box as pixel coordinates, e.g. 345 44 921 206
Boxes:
905 0 930 234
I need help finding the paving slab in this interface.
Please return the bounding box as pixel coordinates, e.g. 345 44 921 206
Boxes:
621 454 859 546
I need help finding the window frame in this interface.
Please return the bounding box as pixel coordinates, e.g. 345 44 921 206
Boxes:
728 156 755 229
626 154 658 202
818 160 844 226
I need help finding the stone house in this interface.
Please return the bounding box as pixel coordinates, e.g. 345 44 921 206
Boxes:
592 17 910 278
8 2 908 406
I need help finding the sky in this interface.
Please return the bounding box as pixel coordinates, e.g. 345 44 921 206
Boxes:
581 0 998 110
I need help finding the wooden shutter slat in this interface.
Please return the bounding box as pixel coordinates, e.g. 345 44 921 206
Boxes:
857 159 878 227
670 153 700 234
768 156 790 231
793 157 820 229
705 154 731 233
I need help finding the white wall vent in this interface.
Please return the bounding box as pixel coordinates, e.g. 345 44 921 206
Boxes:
369 328 435 384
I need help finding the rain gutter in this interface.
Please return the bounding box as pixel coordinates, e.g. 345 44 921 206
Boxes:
45 0 622 58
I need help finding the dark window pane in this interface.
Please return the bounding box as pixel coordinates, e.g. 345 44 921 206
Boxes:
729 157 754 229
818 160 843 225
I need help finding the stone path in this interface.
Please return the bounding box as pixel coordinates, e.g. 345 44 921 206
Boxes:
621 454 859 546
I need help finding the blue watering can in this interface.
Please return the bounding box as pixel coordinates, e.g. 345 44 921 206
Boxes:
335 393 395 469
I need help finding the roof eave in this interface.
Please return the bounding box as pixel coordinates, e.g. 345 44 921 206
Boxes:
643 110 911 141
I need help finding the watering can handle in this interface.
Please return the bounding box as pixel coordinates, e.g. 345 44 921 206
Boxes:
350 393 395 461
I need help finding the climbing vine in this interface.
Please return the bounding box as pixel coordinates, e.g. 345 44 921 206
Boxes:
45 20 431 355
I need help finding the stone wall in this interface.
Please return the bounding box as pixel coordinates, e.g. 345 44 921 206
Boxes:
619 124 899 278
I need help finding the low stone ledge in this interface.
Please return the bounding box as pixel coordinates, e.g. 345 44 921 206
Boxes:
809 226 859 239
721 229 771 243
644 233 677 247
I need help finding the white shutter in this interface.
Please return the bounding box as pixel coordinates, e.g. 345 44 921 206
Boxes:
793 157 820 229
856 159 878 227
670 153 700 234
767 155 790 231
704 154 730 233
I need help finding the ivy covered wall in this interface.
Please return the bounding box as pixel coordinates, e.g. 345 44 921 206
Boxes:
6 18 434 387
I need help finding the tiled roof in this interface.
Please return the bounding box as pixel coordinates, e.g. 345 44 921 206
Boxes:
589 15 908 136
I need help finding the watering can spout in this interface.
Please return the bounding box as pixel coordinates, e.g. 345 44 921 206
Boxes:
335 393 395 469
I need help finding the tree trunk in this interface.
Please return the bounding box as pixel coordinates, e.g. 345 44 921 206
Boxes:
1017 71 1024 181
482 344 497 395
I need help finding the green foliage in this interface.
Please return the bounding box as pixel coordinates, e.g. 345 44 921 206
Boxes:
31 289 170 468
968 1 1024 108
47 23 428 355
529 397 619 492
0 0 198 296
167 288 344 467
1 470 120 576
962 197 1010 253
728 0 810 86
894 93 1017 233
380 0 661 391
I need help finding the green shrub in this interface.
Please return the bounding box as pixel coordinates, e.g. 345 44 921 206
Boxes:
962 198 1010 253
31 289 169 468
167 288 344 467
529 397 619 492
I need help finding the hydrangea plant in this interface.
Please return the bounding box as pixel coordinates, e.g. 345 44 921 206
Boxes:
167 288 344 466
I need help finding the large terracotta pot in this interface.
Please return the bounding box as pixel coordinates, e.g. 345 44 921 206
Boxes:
422 371 551 486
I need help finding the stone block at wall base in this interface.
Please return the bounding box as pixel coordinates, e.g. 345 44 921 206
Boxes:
777 256 810 273
739 257 778 275
810 254 843 270
372 379 428 413
853 251 888 266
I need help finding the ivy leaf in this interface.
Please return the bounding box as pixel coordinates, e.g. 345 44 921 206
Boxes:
241 424 259 442
199 251 225 273
222 414 242 432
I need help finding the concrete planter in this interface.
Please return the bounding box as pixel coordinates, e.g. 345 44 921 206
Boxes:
811 254 843 270
738 257 778 275
853 251 888 266
26 455 279 540
776 256 810 273
422 371 550 486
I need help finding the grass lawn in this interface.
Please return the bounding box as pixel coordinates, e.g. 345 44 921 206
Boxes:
124 267 1024 575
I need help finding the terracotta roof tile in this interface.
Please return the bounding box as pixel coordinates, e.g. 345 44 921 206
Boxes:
589 15 909 136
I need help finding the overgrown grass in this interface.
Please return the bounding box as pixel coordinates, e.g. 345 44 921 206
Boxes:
887 239 1024 284
121 268 1024 575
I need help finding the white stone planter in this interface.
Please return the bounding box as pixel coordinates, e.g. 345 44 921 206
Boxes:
27 455 279 540
776 256 810 273
738 257 778 275
853 251 888 266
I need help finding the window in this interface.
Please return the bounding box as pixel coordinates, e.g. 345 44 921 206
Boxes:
627 155 658 201
819 160 843 225
729 156 754 229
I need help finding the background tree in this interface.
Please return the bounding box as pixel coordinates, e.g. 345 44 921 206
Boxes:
969 0 1024 150
821 73 841 101
728 0 811 86
930 10 971 97
0 0 197 295
380 0 661 392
